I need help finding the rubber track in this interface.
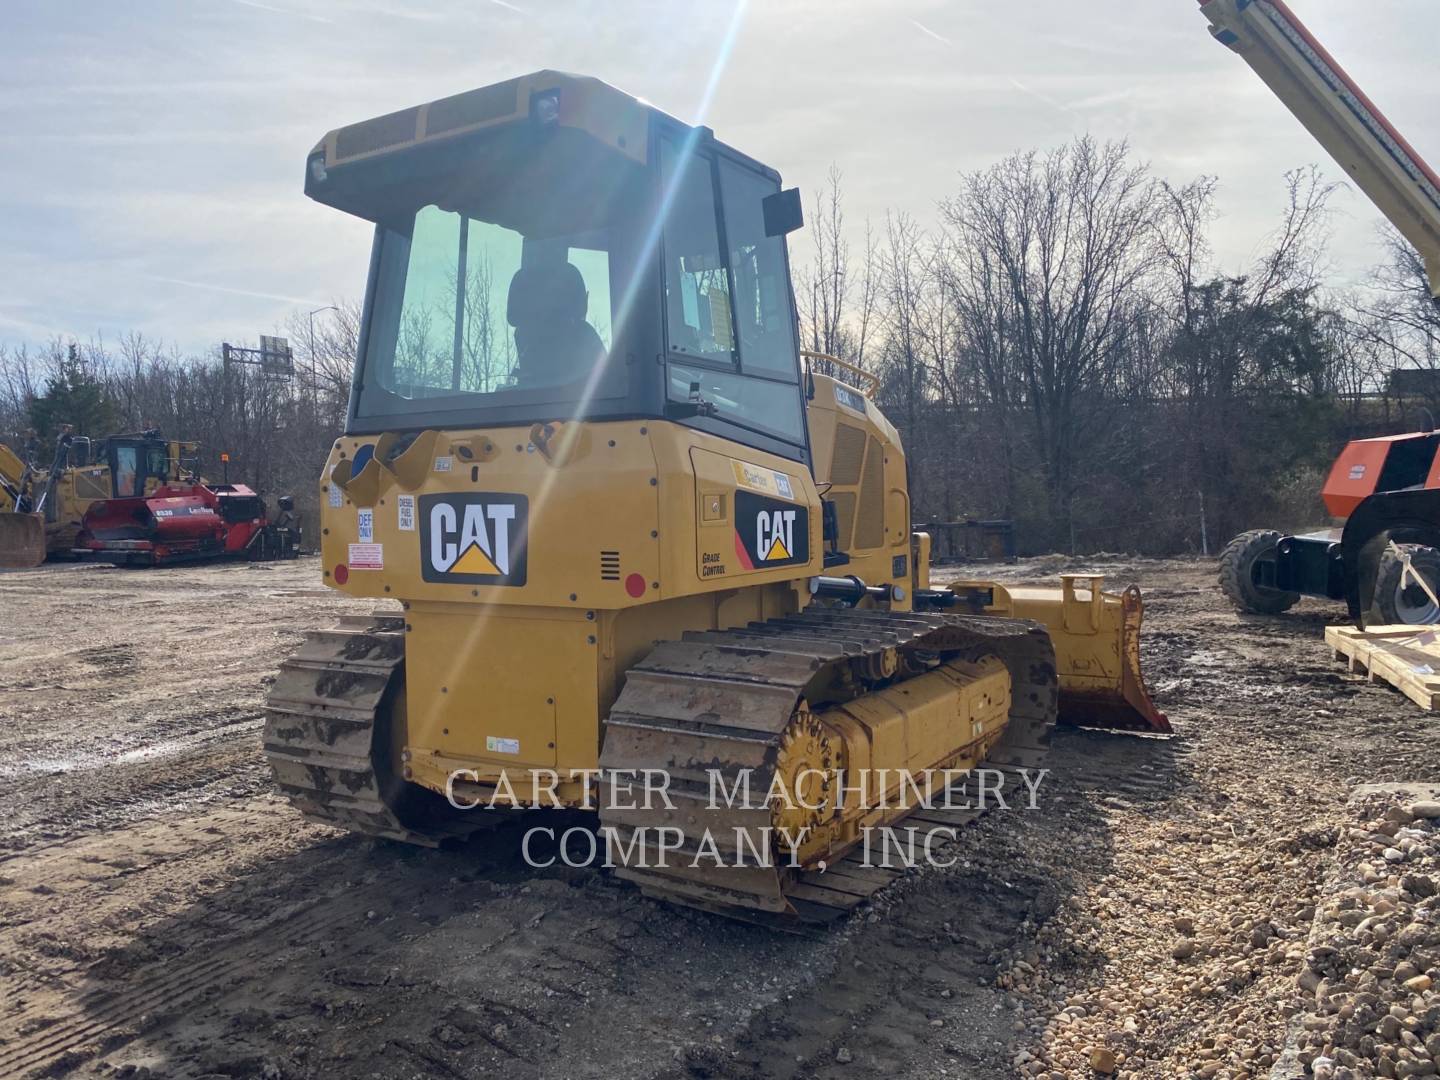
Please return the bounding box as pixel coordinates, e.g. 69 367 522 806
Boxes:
597 608 1058 927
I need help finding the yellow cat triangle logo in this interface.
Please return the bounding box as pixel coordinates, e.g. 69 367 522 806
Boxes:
763 536 791 562
452 543 501 576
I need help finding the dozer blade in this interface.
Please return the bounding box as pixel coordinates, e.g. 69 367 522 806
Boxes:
948 574 1171 733
0 512 46 569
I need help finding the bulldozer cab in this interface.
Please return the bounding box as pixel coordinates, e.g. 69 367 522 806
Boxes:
307 71 810 467
101 437 174 498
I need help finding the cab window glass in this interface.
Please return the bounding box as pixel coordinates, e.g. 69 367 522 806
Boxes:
363 203 624 411
114 446 139 496
668 363 805 444
660 138 734 365
719 161 798 380
390 208 526 394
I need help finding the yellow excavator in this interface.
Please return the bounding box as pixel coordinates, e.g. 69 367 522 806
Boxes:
265 72 1168 925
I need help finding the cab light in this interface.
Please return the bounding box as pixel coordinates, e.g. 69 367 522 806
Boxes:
531 89 560 126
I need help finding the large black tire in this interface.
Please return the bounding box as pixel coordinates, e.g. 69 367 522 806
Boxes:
1374 545 1440 625
1219 529 1302 615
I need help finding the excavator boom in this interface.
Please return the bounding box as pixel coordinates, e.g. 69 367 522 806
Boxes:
0 442 45 569
1199 0 1440 300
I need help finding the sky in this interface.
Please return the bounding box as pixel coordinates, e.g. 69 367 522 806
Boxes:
1 0 1437 355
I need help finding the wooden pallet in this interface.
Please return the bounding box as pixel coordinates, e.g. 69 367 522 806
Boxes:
1327 624 1440 711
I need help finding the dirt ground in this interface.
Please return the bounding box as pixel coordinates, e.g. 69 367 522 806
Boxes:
0 554 1429 1079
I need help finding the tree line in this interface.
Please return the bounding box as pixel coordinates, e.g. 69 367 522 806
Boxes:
796 141 1440 554
4 136 1439 555
0 307 360 533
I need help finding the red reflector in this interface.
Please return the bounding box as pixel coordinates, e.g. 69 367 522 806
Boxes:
624 572 646 598
334 564 350 585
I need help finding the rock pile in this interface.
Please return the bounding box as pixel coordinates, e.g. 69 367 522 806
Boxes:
1282 791 1440 1080
992 798 1338 1078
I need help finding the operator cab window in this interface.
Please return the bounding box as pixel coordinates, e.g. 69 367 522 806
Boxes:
719 160 798 380
660 139 734 365
145 445 169 482
355 141 647 425
659 135 804 447
113 446 140 497
377 208 614 400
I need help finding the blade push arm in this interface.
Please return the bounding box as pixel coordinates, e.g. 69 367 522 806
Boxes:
1199 0 1440 301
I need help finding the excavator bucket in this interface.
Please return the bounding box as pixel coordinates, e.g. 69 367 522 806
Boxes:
0 512 47 569
948 575 1171 733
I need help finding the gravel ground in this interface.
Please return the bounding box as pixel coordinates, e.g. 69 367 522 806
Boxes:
0 554 1432 1079
1272 784 1440 1080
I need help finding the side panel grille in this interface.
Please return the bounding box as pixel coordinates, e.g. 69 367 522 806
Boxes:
600 551 621 581
830 424 867 486
854 437 886 550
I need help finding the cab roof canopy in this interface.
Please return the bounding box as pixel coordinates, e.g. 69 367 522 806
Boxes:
304 70 780 225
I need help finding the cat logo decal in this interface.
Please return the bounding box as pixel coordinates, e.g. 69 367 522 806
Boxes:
420 493 528 586
734 491 809 570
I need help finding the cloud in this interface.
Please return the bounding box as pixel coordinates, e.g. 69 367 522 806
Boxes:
908 18 951 45
0 0 1430 353
145 277 332 310
219 0 333 23
1006 76 1069 114
0 309 63 341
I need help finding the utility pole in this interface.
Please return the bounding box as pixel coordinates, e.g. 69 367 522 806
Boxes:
307 305 339 422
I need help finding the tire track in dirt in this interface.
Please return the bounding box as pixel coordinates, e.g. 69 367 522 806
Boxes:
0 889 361 1077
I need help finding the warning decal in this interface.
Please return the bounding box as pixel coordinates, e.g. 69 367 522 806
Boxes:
349 543 384 571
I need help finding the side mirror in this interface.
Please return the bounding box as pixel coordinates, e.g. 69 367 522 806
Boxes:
762 188 804 237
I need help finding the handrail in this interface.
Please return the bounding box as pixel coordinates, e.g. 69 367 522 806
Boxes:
800 350 881 396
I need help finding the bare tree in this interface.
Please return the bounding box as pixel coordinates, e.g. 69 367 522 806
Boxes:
939 136 1168 546
797 165 879 372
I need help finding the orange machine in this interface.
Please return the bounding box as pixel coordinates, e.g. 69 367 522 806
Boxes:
1202 0 1440 625
1322 433 1440 518
1222 430 1440 624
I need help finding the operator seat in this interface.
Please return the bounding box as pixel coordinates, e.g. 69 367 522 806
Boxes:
506 261 606 387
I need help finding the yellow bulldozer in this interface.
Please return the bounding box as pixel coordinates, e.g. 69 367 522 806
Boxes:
265 72 1167 925
0 430 198 569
